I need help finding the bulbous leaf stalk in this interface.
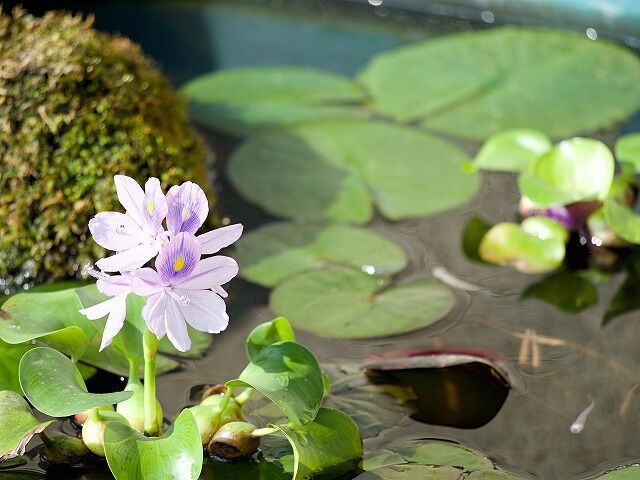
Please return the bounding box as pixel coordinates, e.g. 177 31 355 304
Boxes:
207 422 260 460
189 390 244 445
117 359 163 433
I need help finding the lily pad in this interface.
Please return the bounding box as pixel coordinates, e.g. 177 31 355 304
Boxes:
596 466 640 479
473 129 551 172
356 465 461 480
0 391 54 462
181 66 365 134
227 120 478 223
270 268 456 339
104 409 202 480
228 341 324 425
466 471 521 480
382 440 493 472
479 217 568 273
246 317 296 361
272 407 363 480
236 222 407 287
359 27 640 140
518 138 614 208
19 347 132 417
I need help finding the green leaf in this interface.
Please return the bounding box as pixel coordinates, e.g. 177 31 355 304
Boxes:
466 470 522 480
473 129 551 172
359 27 640 140
272 407 362 480
246 317 296 361
236 222 407 287
356 465 461 479
200 457 290 480
104 409 202 480
384 440 493 472
19 347 132 417
228 341 324 425
227 120 478 223
604 196 640 244
603 256 640 325
479 217 568 273
181 66 365 134
0 342 33 393
615 133 640 173
596 465 640 479
270 268 456 338
518 138 614 208
522 270 598 313
0 391 54 462
461 217 493 263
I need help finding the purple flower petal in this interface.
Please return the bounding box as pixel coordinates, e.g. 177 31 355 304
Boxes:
176 289 229 334
114 175 148 231
165 298 191 352
97 273 132 297
96 243 159 273
144 178 168 233
89 212 146 252
166 182 209 235
197 224 243 255
155 233 201 284
131 268 164 296
176 255 238 290
142 292 168 339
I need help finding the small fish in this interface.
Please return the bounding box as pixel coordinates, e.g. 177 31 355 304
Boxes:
570 400 595 434
432 266 482 292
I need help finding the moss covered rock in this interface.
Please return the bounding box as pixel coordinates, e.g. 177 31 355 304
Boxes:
0 8 209 291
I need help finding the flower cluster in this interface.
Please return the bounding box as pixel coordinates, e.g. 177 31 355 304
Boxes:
79 175 242 352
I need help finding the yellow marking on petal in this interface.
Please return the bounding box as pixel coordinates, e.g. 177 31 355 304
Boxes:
181 206 191 221
173 255 185 272
147 200 154 215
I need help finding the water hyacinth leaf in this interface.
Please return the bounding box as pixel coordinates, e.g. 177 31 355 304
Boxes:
228 341 324 425
478 217 568 274
0 391 54 462
596 465 640 479
200 457 290 480
473 129 551 172
356 465 461 479
604 196 640 244
236 222 407 287
523 271 598 313
462 217 493 263
270 268 456 339
615 133 640 173
228 120 478 223
104 409 202 480
19 347 132 417
246 317 296 361
0 342 33 393
383 441 493 472
518 138 614 208
0 456 28 469
359 27 640 139
272 407 363 480
181 66 366 134
466 470 521 480
603 256 640 325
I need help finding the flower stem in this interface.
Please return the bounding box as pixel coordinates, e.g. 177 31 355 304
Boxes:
143 328 159 436
128 357 141 385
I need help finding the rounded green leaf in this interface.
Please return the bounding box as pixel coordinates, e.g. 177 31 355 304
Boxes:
466 470 522 480
522 271 598 313
181 66 365 134
104 409 202 480
474 129 551 172
228 341 324 425
19 347 132 417
270 268 456 339
246 317 296 361
478 217 567 274
356 465 461 479
615 133 640 173
596 465 640 479
604 196 640 244
236 222 408 287
518 138 614 208
227 120 478 223
273 407 363 480
359 27 640 139
0 391 54 462
385 441 493 472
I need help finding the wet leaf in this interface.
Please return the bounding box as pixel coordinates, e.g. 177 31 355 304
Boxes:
479 217 567 273
227 120 478 223
236 222 407 287
359 27 640 139
615 133 640 173
104 409 202 480
0 391 54 462
355 465 461 479
523 270 598 313
272 407 362 480
200 457 290 479
473 129 551 172
228 341 324 425
181 66 365 134
19 347 132 417
466 470 521 480
518 138 614 208
382 440 493 472
246 317 296 361
270 268 456 338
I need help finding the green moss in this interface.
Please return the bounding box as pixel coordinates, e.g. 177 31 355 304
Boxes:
0 8 210 291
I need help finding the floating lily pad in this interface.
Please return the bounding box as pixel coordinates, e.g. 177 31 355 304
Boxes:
270 268 456 339
473 129 551 172
272 407 363 480
596 465 640 479
359 27 640 140
19 347 132 417
0 391 54 462
518 138 614 208
381 440 493 472
236 222 407 287
466 471 521 480
181 66 365 134
227 120 478 223
356 465 461 480
479 217 568 273
104 409 202 480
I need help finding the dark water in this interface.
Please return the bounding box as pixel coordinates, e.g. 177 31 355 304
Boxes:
9 1 640 478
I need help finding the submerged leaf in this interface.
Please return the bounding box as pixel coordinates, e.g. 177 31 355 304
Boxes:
522 271 598 313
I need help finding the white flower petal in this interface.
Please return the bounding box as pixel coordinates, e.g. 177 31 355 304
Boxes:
100 293 128 351
176 289 228 334
114 175 148 230
131 268 164 296
144 177 168 233
96 244 159 273
177 256 239 290
79 296 119 320
142 292 167 339
89 212 145 252
165 298 191 352
197 224 243 255
96 274 132 296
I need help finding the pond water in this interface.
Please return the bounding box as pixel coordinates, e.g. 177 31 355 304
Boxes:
10 1 640 478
